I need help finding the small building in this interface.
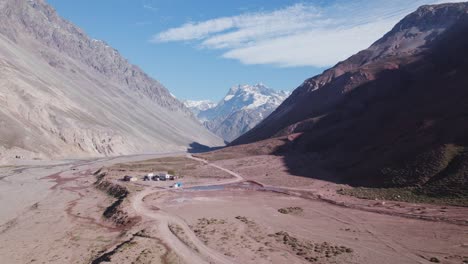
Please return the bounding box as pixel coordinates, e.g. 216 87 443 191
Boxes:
123 175 131 181
151 175 160 181
123 175 138 182
159 173 170 179
159 172 175 180
130 176 138 182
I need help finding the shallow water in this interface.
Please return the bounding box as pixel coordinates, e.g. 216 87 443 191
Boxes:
188 185 226 191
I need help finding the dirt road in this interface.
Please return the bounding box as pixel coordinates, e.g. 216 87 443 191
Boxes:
132 155 468 264
130 154 244 264
0 152 184 264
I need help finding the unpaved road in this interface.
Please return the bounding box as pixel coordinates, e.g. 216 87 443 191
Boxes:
132 155 468 264
0 152 184 264
130 154 244 264
2 153 466 264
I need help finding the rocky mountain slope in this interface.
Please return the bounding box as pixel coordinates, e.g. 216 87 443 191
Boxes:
232 3 468 197
185 84 289 142
0 0 223 163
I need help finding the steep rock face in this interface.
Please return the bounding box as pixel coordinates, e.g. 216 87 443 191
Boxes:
0 0 223 163
232 3 468 194
186 84 289 142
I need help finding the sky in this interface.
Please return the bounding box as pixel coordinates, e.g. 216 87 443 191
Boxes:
47 0 454 101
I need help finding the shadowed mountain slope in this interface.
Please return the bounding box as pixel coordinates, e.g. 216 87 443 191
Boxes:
232 3 468 197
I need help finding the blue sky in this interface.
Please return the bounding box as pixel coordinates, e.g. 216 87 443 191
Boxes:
47 0 452 101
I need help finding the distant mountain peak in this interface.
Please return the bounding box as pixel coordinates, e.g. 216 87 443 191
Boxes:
222 84 290 109
228 83 272 94
186 83 290 142
183 100 216 115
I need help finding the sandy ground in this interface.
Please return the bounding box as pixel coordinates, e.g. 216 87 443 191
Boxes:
146 186 467 264
140 154 468 264
213 155 468 225
1 153 467 264
0 153 184 264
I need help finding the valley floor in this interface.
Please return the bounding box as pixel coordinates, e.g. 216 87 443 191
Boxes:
0 153 466 264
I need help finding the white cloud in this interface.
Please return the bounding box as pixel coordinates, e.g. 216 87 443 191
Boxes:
222 19 397 67
151 0 458 67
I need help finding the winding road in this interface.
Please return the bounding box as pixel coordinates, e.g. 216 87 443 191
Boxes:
130 154 244 264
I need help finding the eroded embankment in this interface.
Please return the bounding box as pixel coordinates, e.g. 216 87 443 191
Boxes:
93 169 140 227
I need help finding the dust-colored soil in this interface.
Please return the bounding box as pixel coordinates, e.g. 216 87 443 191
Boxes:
148 188 467 264
1 153 467 264
103 155 235 187
212 155 468 225
0 153 185 264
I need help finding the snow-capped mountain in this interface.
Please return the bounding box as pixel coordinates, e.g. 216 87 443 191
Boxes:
187 84 290 142
183 100 216 116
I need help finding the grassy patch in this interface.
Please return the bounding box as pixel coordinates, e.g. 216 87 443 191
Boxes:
338 187 468 207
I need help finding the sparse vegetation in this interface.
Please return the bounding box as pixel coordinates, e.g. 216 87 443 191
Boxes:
109 156 200 179
381 144 465 186
270 231 353 262
192 218 228 245
168 224 199 253
337 187 468 207
235 216 256 225
278 207 303 215
194 137 288 161
197 217 226 225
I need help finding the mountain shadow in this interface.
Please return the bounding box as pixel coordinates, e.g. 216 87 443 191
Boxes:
274 16 468 199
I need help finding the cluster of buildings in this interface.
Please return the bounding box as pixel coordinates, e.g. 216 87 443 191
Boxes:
122 172 182 188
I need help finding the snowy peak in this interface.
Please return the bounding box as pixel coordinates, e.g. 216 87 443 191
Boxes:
187 83 290 142
221 84 290 110
183 100 216 115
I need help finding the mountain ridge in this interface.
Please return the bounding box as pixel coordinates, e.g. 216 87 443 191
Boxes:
234 2 468 145
231 2 468 196
0 0 223 163
185 84 289 142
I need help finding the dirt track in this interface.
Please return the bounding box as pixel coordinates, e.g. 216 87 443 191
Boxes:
1 153 467 264
0 153 183 264
136 155 468 264
130 154 244 264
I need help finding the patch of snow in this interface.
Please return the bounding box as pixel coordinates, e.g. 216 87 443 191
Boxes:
224 94 234 101
183 100 216 111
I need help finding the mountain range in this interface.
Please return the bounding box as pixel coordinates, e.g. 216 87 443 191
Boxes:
233 3 468 197
0 0 223 163
184 84 289 142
